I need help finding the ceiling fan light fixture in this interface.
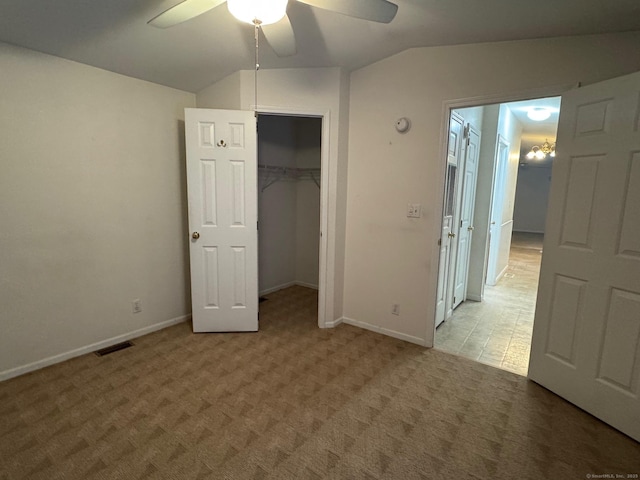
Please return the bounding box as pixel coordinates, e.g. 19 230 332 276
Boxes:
227 0 288 26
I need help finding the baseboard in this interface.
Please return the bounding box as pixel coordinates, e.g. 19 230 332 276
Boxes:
0 314 191 382
487 264 509 286
260 282 296 296
260 281 318 297
496 264 509 283
513 229 545 234
466 294 482 302
294 281 319 290
341 317 427 346
323 317 343 328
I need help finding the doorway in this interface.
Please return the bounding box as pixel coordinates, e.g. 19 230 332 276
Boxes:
257 114 323 317
434 97 560 375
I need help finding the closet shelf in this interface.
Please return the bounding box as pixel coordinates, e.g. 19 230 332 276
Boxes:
258 164 321 191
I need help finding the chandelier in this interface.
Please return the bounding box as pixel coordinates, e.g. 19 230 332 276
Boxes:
526 139 555 160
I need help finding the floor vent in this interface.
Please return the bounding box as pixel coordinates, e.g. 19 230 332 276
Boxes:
95 341 134 357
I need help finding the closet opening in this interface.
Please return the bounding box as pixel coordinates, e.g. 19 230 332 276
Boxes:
257 114 323 322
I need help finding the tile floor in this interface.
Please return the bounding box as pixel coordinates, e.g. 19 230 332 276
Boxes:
435 232 543 376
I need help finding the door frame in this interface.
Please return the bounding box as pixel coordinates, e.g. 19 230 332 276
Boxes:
427 84 573 347
255 104 331 329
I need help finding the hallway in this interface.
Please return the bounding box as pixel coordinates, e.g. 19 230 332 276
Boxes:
435 232 543 376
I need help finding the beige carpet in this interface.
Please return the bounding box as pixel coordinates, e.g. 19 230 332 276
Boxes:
1 286 639 479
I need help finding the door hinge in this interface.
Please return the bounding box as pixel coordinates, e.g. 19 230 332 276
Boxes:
438 238 442 246
454 296 456 304
257 221 259 231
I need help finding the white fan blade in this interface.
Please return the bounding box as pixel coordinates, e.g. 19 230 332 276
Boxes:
148 0 227 28
297 0 398 23
261 14 297 57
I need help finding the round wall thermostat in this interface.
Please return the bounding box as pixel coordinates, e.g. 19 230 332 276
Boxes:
395 117 411 133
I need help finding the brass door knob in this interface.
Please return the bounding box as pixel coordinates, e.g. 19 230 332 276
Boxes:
448 232 456 238
192 232 200 239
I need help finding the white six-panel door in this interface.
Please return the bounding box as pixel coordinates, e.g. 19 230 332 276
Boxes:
528 71 640 441
185 108 258 332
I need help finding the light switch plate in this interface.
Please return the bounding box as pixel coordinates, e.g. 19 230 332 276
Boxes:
407 203 421 218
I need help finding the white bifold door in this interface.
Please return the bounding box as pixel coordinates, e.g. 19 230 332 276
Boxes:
452 124 480 309
436 113 465 326
185 108 258 332
528 71 640 442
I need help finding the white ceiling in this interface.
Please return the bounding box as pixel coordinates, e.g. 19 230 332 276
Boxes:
1 0 640 93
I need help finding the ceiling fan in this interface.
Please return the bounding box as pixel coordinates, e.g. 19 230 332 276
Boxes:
148 0 399 57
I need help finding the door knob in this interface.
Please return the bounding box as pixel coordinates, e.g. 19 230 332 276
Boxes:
448 232 456 238
468 226 474 231
192 232 200 239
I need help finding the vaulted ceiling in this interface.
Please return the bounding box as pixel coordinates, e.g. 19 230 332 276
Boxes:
1 0 640 92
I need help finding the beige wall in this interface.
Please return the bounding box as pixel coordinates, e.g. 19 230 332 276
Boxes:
344 32 640 346
0 42 195 379
294 118 322 289
257 116 298 294
5 30 640 379
513 165 553 234
196 71 242 109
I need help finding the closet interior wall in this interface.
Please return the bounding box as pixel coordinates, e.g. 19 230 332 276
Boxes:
258 115 321 296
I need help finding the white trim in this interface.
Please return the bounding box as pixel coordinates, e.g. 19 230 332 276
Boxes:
342 317 427 347
428 84 574 349
0 315 190 382
324 317 343 328
259 281 318 297
466 294 482 302
488 264 509 286
443 83 575 111
260 281 296 296
295 281 319 290
255 104 332 330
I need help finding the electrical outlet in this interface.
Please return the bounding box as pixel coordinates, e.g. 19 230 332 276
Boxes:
407 203 421 218
132 299 142 314
391 303 400 316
